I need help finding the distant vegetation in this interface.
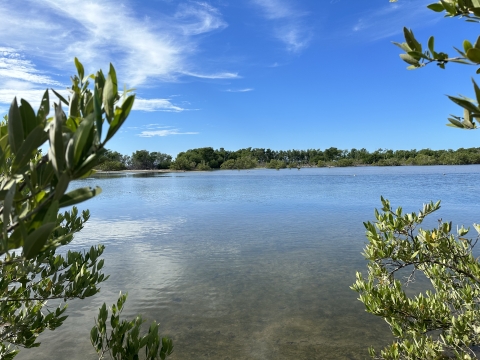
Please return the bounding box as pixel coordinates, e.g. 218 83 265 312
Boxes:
97 146 480 171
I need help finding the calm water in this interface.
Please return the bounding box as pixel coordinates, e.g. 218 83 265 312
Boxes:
17 166 480 359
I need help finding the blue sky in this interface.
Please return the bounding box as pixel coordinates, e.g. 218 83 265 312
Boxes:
0 0 478 156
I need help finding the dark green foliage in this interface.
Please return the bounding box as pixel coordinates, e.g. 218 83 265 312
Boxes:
218 156 257 169
129 150 172 170
265 159 286 169
195 160 211 171
96 160 127 171
234 156 257 169
170 156 193 170
171 147 223 170
219 159 236 169
105 146 480 171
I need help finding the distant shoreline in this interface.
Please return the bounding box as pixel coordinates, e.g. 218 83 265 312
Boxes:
94 163 480 174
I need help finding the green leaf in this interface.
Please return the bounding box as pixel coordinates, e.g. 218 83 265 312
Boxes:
94 85 103 141
19 99 38 137
448 95 480 113
392 41 412 53
447 118 466 128
467 48 480 63
74 152 103 178
472 78 480 107
74 57 85 82
403 28 421 53
65 137 75 170
23 222 56 259
72 114 94 166
69 91 80 118
59 186 102 208
50 88 68 106
453 46 466 57
44 200 59 223
399 53 420 66
8 97 24 154
428 36 435 54
463 109 474 128
37 89 50 122
427 3 445 11
464 40 473 54
440 0 455 14
11 126 48 171
103 63 118 120
2 180 16 240
448 59 470 64
53 174 70 202
49 103 66 175
105 95 135 142
407 51 428 61
475 36 480 50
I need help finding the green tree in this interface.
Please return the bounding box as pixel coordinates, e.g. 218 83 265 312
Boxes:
353 1 480 358
152 152 172 169
0 59 172 359
130 150 155 170
97 149 128 171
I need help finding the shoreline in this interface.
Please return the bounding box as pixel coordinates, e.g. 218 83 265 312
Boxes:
94 163 480 174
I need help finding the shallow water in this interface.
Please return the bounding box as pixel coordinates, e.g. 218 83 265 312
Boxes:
16 166 480 359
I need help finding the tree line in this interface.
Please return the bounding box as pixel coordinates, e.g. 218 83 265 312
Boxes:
97 146 480 171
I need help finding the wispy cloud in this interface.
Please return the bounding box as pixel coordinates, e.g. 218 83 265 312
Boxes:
174 2 227 35
133 98 188 112
0 0 236 89
0 48 63 86
251 0 312 52
0 48 68 109
138 127 199 137
183 71 240 79
349 0 437 41
0 0 238 109
225 88 254 92
252 0 294 19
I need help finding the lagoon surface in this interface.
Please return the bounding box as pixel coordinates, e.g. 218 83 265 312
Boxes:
17 166 480 359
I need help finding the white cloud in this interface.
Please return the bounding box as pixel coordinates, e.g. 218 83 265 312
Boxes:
274 25 311 53
225 88 254 92
133 98 187 112
251 0 311 52
138 128 199 137
174 2 227 35
251 0 293 20
0 48 68 109
0 48 63 86
0 87 69 110
0 0 236 88
183 71 240 79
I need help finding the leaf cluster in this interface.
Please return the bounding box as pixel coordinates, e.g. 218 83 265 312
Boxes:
0 208 107 358
91 293 174 360
0 58 134 260
353 197 480 358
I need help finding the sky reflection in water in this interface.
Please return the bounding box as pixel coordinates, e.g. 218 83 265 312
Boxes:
17 166 480 360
